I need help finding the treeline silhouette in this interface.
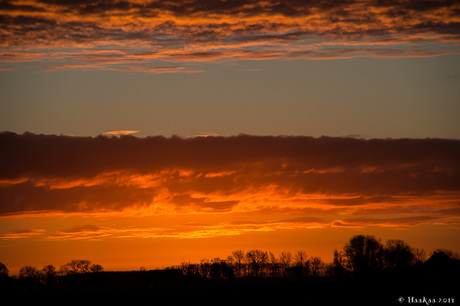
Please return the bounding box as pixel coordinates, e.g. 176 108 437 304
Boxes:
0 259 103 283
1 235 459 304
179 236 432 280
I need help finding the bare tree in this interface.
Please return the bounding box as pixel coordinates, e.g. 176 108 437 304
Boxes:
331 249 346 279
231 250 245 277
208 258 233 280
414 248 427 265
294 250 309 277
19 266 41 282
294 250 307 266
199 259 211 278
181 261 199 276
268 252 281 278
42 264 57 285
310 257 324 277
384 240 415 270
246 250 268 278
279 251 292 277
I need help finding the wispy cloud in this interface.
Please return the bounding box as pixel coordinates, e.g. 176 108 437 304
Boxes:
42 216 330 241
1 229 46 239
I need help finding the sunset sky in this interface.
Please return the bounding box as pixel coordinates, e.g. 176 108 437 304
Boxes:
1 0 460 274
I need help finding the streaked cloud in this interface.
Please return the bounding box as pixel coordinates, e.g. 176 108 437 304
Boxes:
1 132 459 236
1 228 46 239
1 0 458 72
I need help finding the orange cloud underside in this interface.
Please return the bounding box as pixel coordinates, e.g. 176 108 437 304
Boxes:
1 170 459 242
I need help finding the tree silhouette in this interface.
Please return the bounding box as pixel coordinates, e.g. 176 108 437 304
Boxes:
199 259 211 278
294 250 309 277
310 257 324 277
19 266 41 282
343 235 384 276
331 249 346 279
413 248 427 265
180 261 199 277
294 250 307 266
209 258 233 280
279 251 292 277
6 233 456 298
231 250 245 277
60 260 102 275
0 262 8 276
42 265 58 285
246 250 268 278
90 264 103 273
268 252 281 278
384 240 415 271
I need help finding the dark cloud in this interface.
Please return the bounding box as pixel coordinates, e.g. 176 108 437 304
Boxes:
1 132 459 181
1 0 458 45
29 0 457 18
1 132 459 216
0 180 156 215
0 0 46 12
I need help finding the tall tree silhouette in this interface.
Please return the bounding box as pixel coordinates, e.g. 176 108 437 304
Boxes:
310 257 324 277
42 265 57 285
344 235 384 276
268 252 281 278
294 250 309 277
246 250 268 278
384 240 415 271
279 251 292 277
231 250 245 277
331 249 347 279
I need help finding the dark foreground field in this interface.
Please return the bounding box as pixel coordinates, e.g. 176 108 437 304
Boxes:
2 264 458 306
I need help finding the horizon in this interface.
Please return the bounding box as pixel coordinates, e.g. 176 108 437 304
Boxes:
3 230 457 276
2 236 456 277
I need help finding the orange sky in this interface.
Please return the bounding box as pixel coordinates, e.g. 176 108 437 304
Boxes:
1 133 459 274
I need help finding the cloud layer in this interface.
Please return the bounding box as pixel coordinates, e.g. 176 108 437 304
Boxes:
1 0 459 71
1 132 459 238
